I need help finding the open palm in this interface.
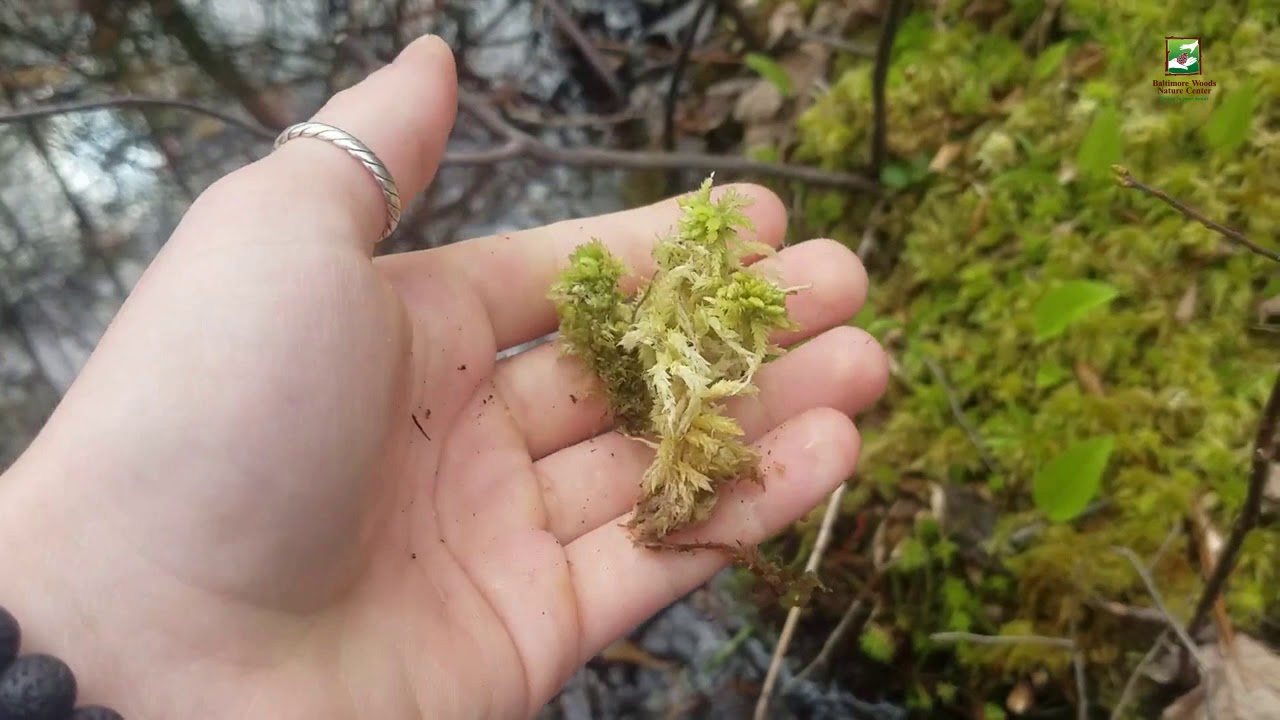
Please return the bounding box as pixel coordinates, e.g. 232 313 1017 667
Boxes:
0 36 887 719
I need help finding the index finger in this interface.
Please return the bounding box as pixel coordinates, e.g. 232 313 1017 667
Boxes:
378 183 788 350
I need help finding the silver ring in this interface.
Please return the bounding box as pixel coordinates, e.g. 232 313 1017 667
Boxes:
273 121 402 242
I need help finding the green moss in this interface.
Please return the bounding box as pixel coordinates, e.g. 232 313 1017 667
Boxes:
774 0 1280 712
550 176 797 540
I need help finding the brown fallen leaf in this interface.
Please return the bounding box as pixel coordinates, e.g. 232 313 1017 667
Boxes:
929 142 965 173
1075 361 1106 396
1162 635 1280 719
766 1 805 47
1256 295 1280 326
1266 464 1280 506
733 80 785 124
1006 678 1035 715
1176 282 1199 324
968 193 991 236
1069 41 1109 78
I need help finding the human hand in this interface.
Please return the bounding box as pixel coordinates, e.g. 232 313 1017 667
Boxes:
0 35 888 719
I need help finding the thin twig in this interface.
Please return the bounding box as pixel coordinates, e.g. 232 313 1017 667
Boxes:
664 0 717 152
0 96 278 141
929 632 1075 650
855 198 890 258
1186 371 1280 635
923 355 1000 476
0 94 880 191
1087 596 1169 626
1070 617 1089 720
793 595 866 681
1113 546 1214 719
456 90 880 191
753 482 847 720
1112 164 1280 262
539 0 626 104
869 0 906 177
790 29 876 58
502 105 640 129
1110 630 1170 720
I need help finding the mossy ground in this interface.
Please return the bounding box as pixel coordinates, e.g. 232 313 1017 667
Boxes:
721 0 1277 716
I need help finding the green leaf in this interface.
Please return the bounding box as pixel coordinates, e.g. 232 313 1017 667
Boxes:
1032 436 1115 522
1035 360 1070 388
743 53 792 97
1203 82 1256 152
1033 41 1071 80
1032 280 1119 340
1076 105 1122 177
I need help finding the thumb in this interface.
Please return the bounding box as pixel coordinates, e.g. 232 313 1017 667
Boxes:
203 34 458 256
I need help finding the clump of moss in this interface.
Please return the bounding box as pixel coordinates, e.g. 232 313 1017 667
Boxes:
549 175 797 540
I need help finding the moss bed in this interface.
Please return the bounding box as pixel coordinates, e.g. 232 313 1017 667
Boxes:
718 0 1279 716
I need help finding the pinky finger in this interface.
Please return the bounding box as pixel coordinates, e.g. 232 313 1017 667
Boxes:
562 407 861 663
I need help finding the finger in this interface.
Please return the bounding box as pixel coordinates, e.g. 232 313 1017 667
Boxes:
192 34 458 255
564 407 861 662
494 238 868 460
536 324 887 543
380 183 787 350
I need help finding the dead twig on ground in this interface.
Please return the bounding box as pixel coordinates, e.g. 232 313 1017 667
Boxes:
789 30 876 58
929 632 1075 650
1110 630 1171 720
753 481 847 720
931 629 1089 714
1186 371 1280 637
793 582 880 682
502 105 640 129
923 354 1000 477
455 90 881 190
870 0 907 177
1113 546 1215 719
1070 617 1089 720
1112 165 1280 262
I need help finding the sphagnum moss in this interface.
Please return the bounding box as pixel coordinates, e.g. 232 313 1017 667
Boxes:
549 175 797 541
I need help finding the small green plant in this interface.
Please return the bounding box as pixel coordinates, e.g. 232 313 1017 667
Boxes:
549 175 797 541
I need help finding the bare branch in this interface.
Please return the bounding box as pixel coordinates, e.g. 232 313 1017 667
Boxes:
1110 631 1170 720
0 92 879 192
1112 165 1280 262
1187 371 1280 634
753 481 847 720
793 594 868 681
790 30 876 58
1070 617 1089 720
664 0 717 151
1113 545 1215 719
455 91 880 191
0 97 279 141
870 0 907 177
